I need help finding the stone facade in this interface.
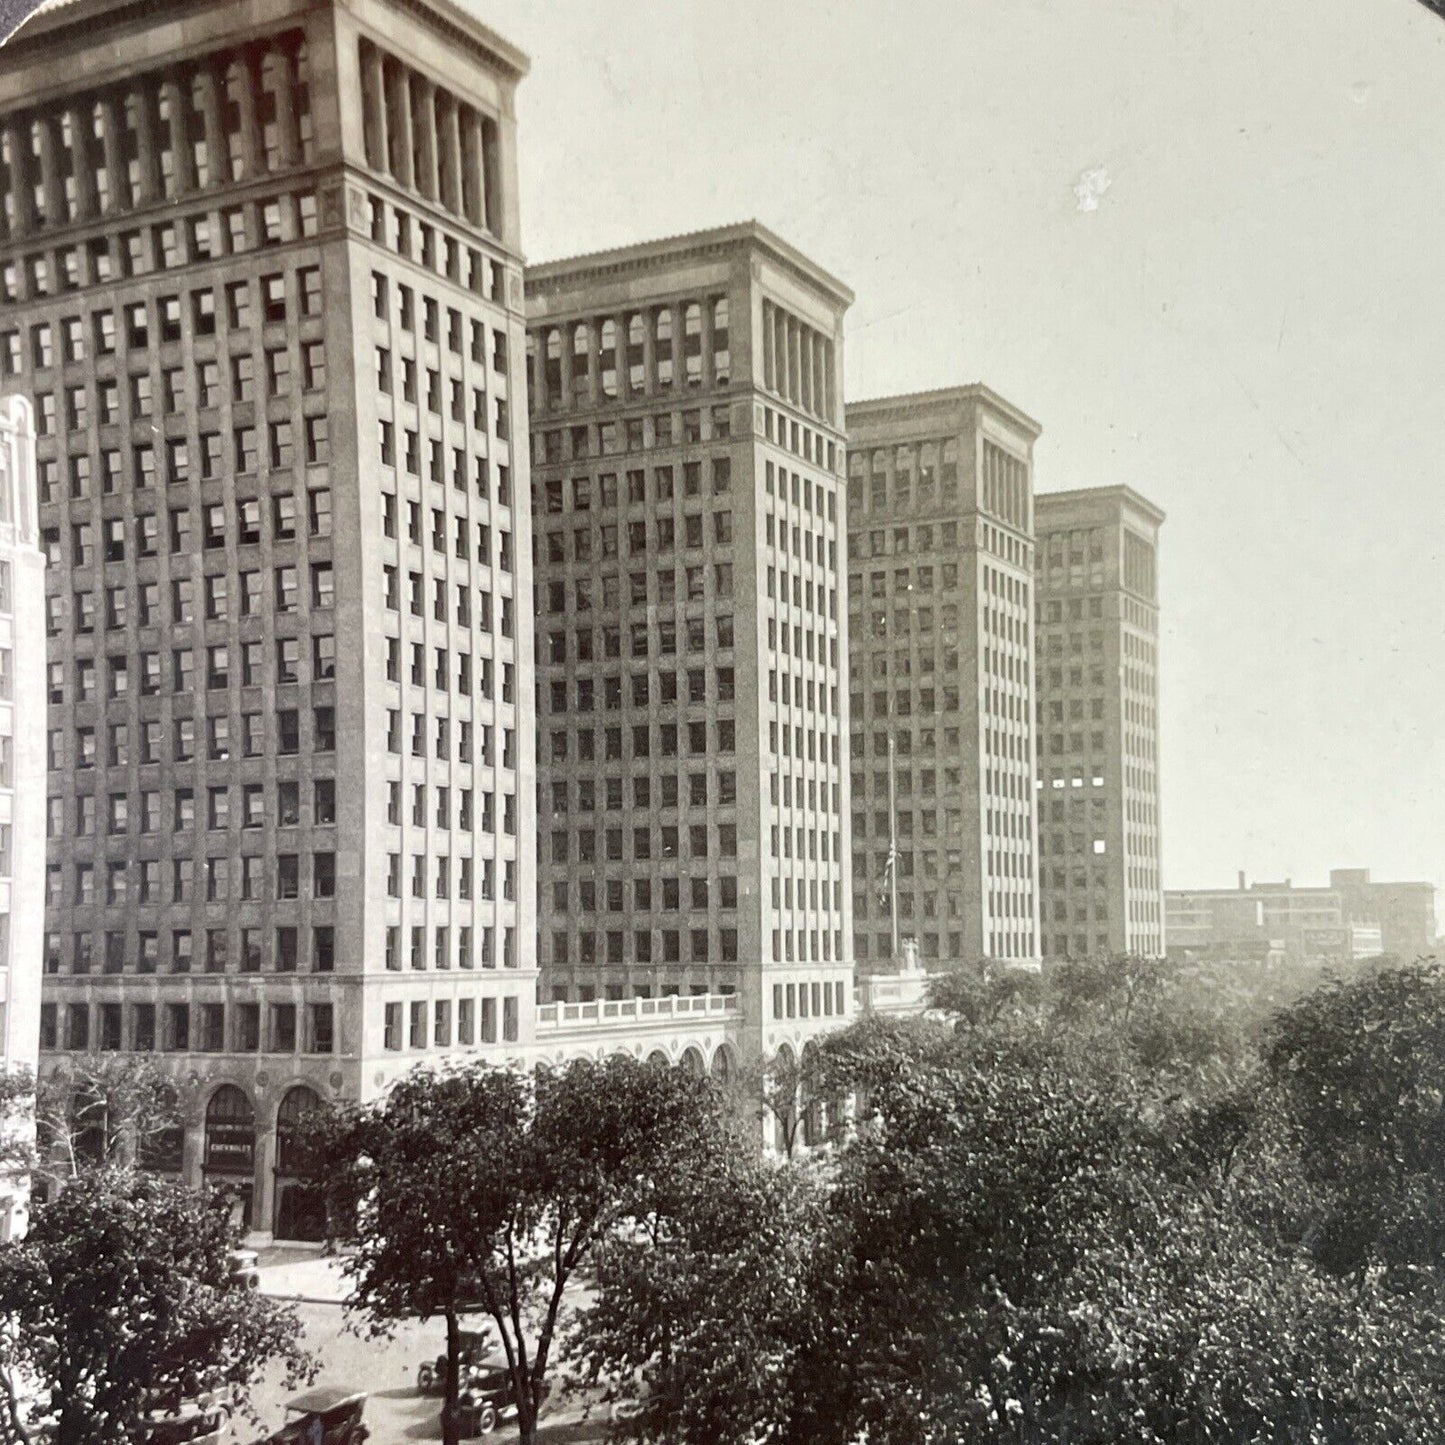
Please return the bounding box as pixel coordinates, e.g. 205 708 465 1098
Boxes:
525 224 858 1075
0 0 537 1238
845 386 1042 967
1033 486 1164 958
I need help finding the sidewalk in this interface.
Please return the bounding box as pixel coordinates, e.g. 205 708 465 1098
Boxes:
256 1247 354 1305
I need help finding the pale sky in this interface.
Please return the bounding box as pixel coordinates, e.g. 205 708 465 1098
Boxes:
477 0 1445 924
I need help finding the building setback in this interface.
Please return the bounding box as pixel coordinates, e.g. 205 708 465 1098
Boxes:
845 386 1041 968
525 224 857 1062
1033 486 1164 959
0 0 537 1237
0 394 44 1239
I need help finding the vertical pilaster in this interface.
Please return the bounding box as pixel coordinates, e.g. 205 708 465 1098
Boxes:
4 120 35 234
133 80 162 202
35 113 66 227
67 103 100 217
193 65 224 188
437 92 461 215
386 61 414 189
272 42 300 169
233 50 264 180
459 107 483 225
480 115 501 234
160 74 194 193
360 42 388 171
412 76 437 201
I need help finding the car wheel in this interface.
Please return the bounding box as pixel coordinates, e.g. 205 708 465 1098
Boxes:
417 1363 434 1392
475 1402 498 1435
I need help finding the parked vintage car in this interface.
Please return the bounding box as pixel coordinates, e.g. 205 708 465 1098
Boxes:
141 1396 232 1445
416 1325 494 1393
252 1388 368 1445
229 1248 261 1291
450 1368 549 1439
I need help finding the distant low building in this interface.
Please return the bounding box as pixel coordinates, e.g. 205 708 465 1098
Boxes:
1326 869 1436 961
1165 869 1429 964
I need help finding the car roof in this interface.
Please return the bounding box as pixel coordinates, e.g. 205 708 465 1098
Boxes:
285 1388 366 1413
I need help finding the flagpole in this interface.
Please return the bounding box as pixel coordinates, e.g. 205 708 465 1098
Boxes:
887 732 900 965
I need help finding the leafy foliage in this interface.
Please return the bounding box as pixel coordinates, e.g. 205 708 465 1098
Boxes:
307 1055 732 1445
0 1169 312 1445
581 959 1445 1445
32 1054 182 1186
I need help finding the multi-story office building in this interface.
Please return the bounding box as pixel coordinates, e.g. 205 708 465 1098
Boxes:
0 394 44 1239
1033 486 1164 958
845 386 1041 968
0 0 537 1235
526 224 856 1060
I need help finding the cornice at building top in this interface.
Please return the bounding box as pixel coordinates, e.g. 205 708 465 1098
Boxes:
1035 484 1167 527
846 383 1042 442
8 0 530 84
526 221 855 314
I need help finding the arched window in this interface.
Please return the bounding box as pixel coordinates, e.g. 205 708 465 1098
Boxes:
626 313 646 393
275 1085 322 1175
571 322 590 400
598 318 617 400
204 1084 255 1175
654 308 673 390
543 328 562 402
683 301 702 387
711 297 730 385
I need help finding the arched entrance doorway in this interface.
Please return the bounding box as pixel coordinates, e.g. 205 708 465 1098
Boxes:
203 1085 256 1231
273 1085 327 1242
679 1047 705 1076
709 1044 735 1085
645 1048 670 1068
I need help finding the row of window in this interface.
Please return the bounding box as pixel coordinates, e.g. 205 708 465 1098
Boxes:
49 778 336 836
3 33 315 235
41 998 336 1057
7 270 324 376
530 298 731 408
532 404 732 466
382 996 520 1051
548 770 739 811
34 333 326 439
549 928 740 967
53 708 333 770
385 711 513 769
8 198 327 323
51 629 333 688
360 187 508 300
383 852 514 903
44 924 335 976
383 923 517 973
549 822 739 865
49 850 339 908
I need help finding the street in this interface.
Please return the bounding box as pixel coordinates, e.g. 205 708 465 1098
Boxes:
245 1255 611 1445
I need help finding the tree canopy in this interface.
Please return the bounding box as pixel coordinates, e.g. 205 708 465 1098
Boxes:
0 1169 312 1445
578 958 1445 1445
307 1053 736 1445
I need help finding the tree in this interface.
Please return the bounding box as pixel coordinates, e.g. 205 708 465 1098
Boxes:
927 957 1042 1034
582 978 1445 1445
308 1055 730 1445
0 1169 312 1445
574 1151 827 1445
1264 959 1445 1274
32 1055 181 1187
